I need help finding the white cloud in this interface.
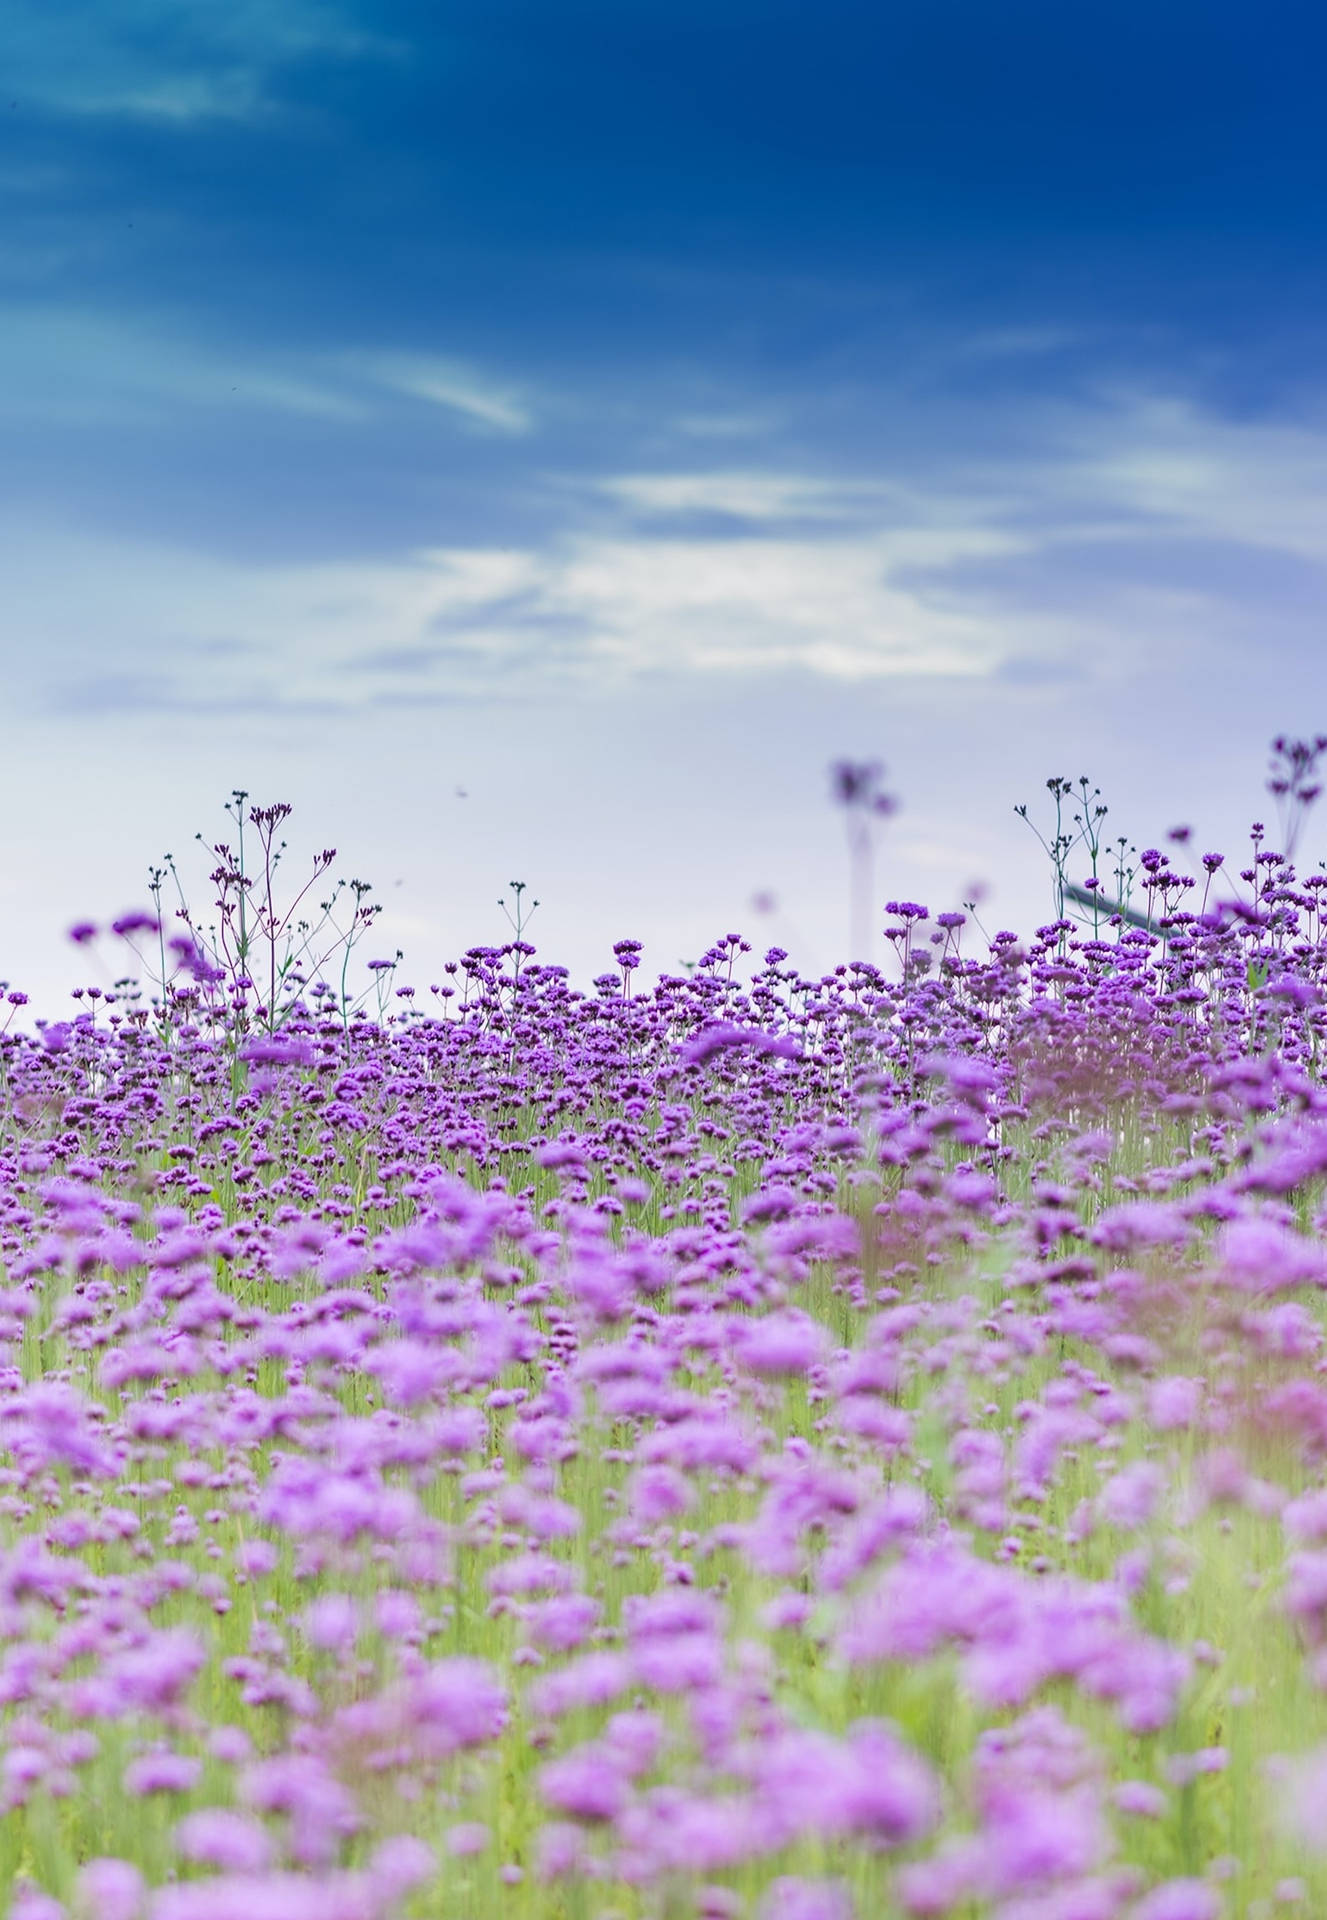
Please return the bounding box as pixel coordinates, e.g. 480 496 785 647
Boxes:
546 529 1021 678
6 370 1327 723
412 547 549 604
596 471 894 522
89 72 268 124
0 306 545 439
0 511 1026 718
0 308 370 427
8 0 401 123
6 367 1327 1016
354 354 535 435
0 303 541 439
560 386 1327 678
1048 386 1327 565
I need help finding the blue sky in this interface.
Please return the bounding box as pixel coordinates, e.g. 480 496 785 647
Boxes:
3 0 1327 1004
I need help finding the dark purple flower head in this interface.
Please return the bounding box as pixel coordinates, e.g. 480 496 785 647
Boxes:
681 1023 802 1067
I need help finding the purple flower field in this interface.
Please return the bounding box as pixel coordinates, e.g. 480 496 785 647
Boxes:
8 782 1327 1918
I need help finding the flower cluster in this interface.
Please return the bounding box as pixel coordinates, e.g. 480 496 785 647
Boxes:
5 848 1327 1915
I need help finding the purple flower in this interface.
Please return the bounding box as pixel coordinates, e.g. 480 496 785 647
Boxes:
239 1036 315 1067
603 1709 665 1779
1146 1376 1202 1431
9 1890 66 1920
1113 1780 1167 1819
539 1744 630 1822
681 1024 802 1067
535 1823 586 1881
301 1593 358 1654
370 1834 436 1890
487 1552 575 1599
633 1632 723 1694
741 1186 801 1225
1091 1202 1190 1253
1131 1881 1222 1920
15 1381 117 1478
526 1593 601 1652
630 1463 694 1524
1283 1489 1327 1542
240 1755 358 1867
535 1141 587 1170
755 1725 939 1850
107 1629 208 1715
1098 1462 1165 1531
1163 1749 1227 1788
124 1752 203 1796
1282 1551 1327 1638
410 1657 507 1751
74 1858 145 1920
625 1589 724 1641
444 1823 489 1857
174 1809 273 1873
730 1309 829 1377
896 1847 982 1915
758 1879 856 1920
616 1789 767 1874
1216 1216 1326 1294
529 1652 634 1718
235 1541 279 1578
4 1746 47 1794
149 1873 372 1920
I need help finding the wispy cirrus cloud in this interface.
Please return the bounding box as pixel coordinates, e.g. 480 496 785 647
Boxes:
7 0 400 124
1050 387 1327 564
0 308 370 427
349 354 537 436
0 307 542 441
595 471 898 524
951 325 1087 362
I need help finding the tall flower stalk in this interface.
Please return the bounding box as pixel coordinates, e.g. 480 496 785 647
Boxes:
830 759 898 964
